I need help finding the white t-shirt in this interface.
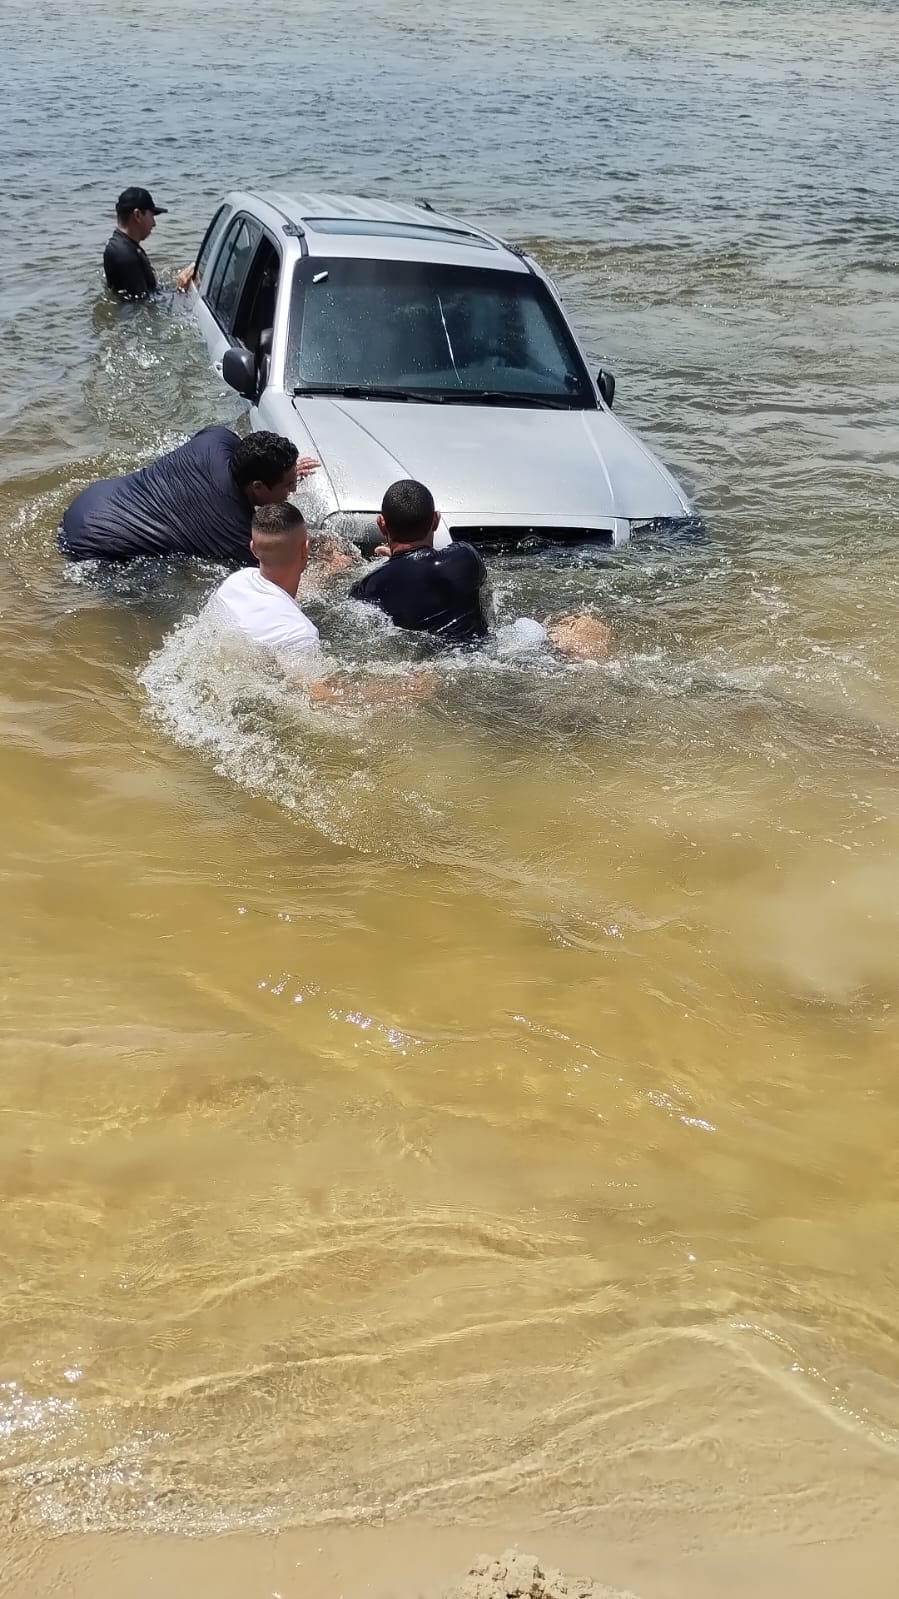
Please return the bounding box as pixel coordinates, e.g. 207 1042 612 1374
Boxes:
207 567 320 655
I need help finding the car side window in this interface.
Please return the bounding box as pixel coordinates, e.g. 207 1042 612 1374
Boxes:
233 235 281 357
203 216 241 311
205 214 263 332
194 205 230 292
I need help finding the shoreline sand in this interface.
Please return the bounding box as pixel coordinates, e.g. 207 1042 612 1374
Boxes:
6 1520 899 1599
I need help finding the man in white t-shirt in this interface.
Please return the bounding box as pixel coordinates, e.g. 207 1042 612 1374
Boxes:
206 504 435 709
207 501 320 656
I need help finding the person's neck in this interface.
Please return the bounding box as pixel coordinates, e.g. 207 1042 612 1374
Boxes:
258 563 299 598
117 220 143 243
388 537 432 556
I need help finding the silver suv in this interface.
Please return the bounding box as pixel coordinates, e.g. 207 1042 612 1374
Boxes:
191 191 692 549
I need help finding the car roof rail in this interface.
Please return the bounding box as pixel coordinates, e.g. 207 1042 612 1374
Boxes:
503 240 537 276
280 218 308 257
416 196 520 261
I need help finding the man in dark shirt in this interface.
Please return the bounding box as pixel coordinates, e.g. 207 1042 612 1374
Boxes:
59 429 319 564
350 480 490 643
103 187 171 299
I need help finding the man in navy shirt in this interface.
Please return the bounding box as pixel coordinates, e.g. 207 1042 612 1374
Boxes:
59 429 318 564
103 186 196 299
350 480 490 643
351 479 614 663
103 187 168 299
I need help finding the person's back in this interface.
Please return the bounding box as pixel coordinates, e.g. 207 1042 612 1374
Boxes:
59 429 303 565
350 479 489 643
210 568 320 654
352 541 488 643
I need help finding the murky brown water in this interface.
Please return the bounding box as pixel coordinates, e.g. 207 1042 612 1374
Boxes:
1 0 898 1568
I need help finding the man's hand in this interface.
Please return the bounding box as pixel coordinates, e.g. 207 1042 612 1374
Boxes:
175 263 196 292
373 544 390 558
296 456 320 481
546 613 613 662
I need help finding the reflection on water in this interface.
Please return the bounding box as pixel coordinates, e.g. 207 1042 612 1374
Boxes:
1 0 899 1552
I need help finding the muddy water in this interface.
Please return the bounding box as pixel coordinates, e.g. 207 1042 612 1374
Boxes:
1 0 898 1561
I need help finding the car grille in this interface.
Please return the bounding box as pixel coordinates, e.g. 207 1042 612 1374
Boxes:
446 524 615 547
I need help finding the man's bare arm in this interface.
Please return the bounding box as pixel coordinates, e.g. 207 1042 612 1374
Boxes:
304 672 438 710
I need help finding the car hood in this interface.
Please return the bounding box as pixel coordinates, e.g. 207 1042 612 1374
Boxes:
292 397 690 524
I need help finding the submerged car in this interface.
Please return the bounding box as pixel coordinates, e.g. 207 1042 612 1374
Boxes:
190 191 692 549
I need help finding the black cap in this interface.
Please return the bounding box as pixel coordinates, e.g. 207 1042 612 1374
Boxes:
116 186 168 216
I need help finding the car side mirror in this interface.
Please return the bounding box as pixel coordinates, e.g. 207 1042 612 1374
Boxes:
597 368 616 409
222 346 258 401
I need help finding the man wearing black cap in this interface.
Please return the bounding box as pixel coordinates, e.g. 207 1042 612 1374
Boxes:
103 186 169 299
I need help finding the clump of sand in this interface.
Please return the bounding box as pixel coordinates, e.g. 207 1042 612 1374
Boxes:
440 1549 640 1599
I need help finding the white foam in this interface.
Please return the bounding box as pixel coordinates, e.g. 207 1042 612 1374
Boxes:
138 607 449 850
495 617 549 656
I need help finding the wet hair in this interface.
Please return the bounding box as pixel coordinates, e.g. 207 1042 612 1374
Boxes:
381 479 435 542
252 502 306 536
250 501 307 563
231 432 299 489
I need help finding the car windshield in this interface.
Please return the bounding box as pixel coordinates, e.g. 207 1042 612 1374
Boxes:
286 258 595 407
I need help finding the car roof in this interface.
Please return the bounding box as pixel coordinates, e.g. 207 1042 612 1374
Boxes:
224 189 530 271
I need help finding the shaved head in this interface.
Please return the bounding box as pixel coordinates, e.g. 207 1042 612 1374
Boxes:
250 501 308 567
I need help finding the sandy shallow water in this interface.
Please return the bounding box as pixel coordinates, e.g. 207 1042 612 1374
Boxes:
2 0 898 1589
8 1524 899 1599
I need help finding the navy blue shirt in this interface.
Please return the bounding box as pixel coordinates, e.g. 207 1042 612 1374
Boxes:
350 541 489 643
103 230 158 298
60 427 253 563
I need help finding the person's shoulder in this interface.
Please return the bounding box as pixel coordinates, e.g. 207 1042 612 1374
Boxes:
102 231 130 281
191 425 240 448
211 565 255 602
350 560 388 599
444 540 485 570
179 426 240 465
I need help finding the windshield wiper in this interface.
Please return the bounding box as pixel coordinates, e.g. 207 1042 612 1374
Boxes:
292 383 579 409
436 390 578 410
293 383 421 402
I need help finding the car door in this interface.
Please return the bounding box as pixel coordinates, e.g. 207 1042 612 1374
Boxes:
195 211 263 376
192 203 230 294
230 232 283 397
192 204 232 356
